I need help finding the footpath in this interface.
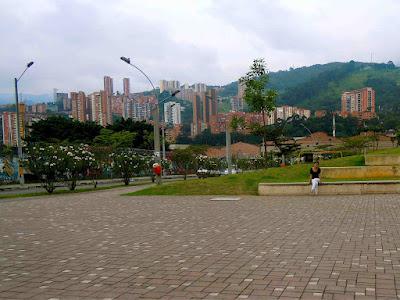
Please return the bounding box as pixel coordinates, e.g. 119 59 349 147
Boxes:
0 174 195 195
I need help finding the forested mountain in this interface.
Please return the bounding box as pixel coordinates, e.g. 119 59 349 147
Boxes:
220 61 400 112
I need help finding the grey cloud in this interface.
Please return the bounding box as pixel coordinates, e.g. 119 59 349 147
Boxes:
0 0 399 95
0 0 222 94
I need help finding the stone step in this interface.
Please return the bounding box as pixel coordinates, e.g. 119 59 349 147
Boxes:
258 180 400 196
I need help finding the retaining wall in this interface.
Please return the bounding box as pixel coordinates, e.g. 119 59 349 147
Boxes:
321 166 400 179
365 155 400 166
258 181 400 196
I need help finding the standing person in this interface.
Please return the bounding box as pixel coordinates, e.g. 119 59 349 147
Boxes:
309 161 321 195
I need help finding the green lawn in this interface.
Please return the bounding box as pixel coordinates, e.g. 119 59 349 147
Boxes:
129 155 367 196
367 148 400 155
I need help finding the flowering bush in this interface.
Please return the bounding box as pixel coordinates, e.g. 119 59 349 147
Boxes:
196 155 226 171
59 145 96 190
26 145 65 193
26 144 96 193
109 149 151 185
234 156 278 170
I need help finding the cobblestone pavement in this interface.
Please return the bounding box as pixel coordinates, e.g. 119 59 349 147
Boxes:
1 190 400 299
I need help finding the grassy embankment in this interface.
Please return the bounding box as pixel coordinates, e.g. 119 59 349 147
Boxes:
129 148 400 196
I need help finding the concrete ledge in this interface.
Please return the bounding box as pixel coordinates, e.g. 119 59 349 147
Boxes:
321 166 400 179
365 155 400 166
258 180 400 196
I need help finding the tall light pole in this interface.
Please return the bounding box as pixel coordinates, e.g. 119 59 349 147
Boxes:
15 61 34 185
120 56 161 156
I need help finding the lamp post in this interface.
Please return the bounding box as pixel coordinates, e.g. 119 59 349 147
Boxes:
120 57 160 159
15 61 34 185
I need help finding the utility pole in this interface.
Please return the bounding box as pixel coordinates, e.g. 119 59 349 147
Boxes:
225 122 232 174
332 113 336 137
14 61 34 185
14 78 24 185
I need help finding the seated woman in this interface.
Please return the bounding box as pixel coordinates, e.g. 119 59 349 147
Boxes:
309 161 321 195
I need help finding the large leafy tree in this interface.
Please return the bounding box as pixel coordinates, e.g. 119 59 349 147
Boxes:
27 116 102 144
171 146 206 180
239 59 278 158
107 119 154 149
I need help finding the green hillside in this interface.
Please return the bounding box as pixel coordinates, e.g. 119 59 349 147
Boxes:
220 61 400 112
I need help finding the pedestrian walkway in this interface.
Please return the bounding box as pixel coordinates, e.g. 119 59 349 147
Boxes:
1 188 400 299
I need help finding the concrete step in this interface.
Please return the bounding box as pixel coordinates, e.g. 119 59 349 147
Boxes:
258 180 400 196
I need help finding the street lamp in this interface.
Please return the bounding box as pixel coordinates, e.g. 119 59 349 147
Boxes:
120 56 160 158
15 61 34 185
120 56 180 183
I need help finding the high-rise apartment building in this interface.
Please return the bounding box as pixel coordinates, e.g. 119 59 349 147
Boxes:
123 78 130 96
159 80 180 93
89 91 112 126
341 87 376 119
123 96 157 121
230 96 244 112
71 91 87 122
63 97 72 111
200 89 218 125
164 102 181 125
176 87 194 102
122 97 133 120
191 93 202 136
194 83 207 93
29 103 47 114
104 76 114 96
1 103 25 146
55 92 68 111
274 105 310 122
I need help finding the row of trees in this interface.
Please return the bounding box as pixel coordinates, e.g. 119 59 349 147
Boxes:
27 117 154 149
24 143 275 193
25 145 156 193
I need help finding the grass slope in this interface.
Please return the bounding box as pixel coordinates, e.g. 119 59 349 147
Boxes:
129 155 366 196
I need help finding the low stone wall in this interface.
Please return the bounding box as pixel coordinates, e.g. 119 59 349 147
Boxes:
258 181 400 196
365 155 400 166
321 166 400 179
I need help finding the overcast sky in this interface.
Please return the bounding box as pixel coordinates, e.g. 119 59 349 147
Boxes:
1 0 399 95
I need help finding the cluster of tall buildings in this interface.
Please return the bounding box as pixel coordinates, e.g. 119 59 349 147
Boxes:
0 73 378 147
159 79 217 136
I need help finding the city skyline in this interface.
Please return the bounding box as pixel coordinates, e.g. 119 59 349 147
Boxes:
1 0 400 95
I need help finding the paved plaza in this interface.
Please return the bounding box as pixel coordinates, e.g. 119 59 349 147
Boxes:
1 188 400 299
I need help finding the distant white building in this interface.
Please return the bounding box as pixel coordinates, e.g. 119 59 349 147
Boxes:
164 102 181 125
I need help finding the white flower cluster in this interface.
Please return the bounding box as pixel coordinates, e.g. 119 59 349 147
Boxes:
28 144 96 177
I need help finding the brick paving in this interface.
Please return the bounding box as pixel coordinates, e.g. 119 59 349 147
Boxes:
1 189 400 299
